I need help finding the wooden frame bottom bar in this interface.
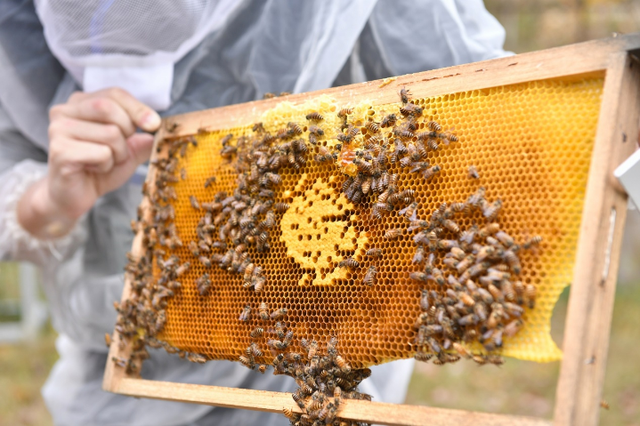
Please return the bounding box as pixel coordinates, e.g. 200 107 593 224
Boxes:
112 378 551 426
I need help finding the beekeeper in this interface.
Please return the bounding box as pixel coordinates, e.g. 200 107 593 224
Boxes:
0 0 509 424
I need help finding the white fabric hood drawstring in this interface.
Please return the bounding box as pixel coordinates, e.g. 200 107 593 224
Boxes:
35 0 244 110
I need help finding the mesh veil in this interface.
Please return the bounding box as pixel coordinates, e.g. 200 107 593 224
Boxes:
34 0 244 109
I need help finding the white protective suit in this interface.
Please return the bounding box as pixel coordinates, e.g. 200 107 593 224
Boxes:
0 1 509 425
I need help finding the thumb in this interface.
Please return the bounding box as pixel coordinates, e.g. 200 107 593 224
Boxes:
94 132 155 197
127 132 155 166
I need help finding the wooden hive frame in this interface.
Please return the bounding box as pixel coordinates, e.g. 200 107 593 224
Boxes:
103 34 640 426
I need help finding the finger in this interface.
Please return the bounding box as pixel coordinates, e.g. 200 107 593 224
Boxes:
50 118 129 164
51 96 136 137
126 133 155 165
94 133 154 196
50 137 114 175
98 88 161 132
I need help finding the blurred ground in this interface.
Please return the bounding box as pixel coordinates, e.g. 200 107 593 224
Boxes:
1 2 639 425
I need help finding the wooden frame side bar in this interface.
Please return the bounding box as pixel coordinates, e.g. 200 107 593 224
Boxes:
554 52 640 426
103 131 166 392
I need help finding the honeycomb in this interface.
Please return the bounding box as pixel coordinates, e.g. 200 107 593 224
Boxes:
147 77 603 368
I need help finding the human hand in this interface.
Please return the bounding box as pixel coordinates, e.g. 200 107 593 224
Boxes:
18 88 161 239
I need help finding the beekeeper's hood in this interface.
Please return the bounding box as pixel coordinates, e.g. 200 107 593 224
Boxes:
35 0 245 110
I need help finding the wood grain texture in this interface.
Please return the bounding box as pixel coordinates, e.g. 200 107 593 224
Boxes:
114 378 551 426
103 131 166 392
161 34 640 139
554 52 640 426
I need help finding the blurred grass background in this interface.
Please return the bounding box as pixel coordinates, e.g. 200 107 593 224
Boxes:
1 1 639 425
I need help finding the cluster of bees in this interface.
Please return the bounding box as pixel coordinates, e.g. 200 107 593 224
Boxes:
321 89 456 219
187 117 317 292
111 137 215 372
408 187 540 365
235 304 371 425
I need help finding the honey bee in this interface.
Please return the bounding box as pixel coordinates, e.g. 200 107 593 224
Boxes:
263 92 276 99
111 356 128 368
338 257 359 268
198 255 211 268
187 353 207 364
282 408 299 421
166 122 179 133
380 113 397 128
335 355 351 373
523 235 543 249
427 121 442 131
429 268 445 286
425 252 436 273
495 230 514 247
443 219 460 234
270 307 288 320
287 122 303 136
437 239 459 250
305 111 323 121
486 354 504 366
501 280 516 302
257 364 267 374
366 248 383 258
363 266 377 286
399 102 423 117
503 249 521 275
398 202 418 221
399 87 412 103
274 202 290 213
410 271 428 283
467 187 486 207
186 195 200 210
503 302 524 317
600 400 610 410
524 284 536 308
478 222 500 239
487 284 504 303
104 333 112 347
412 246 425 264
337 107 353 118
308 125 324 137
259 302 269 320
364 121 380 133
468 165 479 179
483 199 503 220
239 354 255 369
175 262 190 277
458 291 476 307
503 319 523 337
384 228 403 240
187 241 200 257
239 305 252 322
422 165 441 181
250 327 264 338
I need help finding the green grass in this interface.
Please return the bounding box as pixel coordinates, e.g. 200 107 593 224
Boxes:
0 324 57 426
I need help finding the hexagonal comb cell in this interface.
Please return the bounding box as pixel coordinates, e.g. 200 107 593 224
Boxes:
125 77 603 370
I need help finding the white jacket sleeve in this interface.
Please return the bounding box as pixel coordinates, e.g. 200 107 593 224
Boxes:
0 102 87 267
